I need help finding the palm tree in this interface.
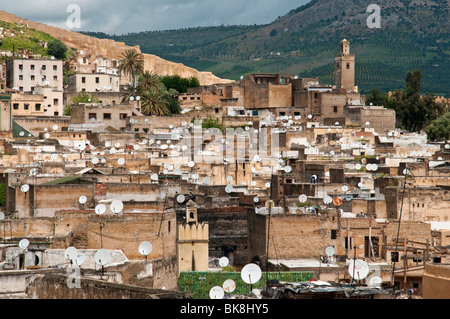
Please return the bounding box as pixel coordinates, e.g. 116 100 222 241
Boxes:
137 71 161 93
118 49 144 98
140 87 170 116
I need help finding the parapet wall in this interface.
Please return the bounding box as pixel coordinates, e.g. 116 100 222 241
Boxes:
0 11 233 86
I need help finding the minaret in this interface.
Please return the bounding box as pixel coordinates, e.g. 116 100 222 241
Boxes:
334 39 355 92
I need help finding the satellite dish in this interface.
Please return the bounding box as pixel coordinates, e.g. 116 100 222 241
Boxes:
355 164 362 170
92 157 99 165
44 133 50 139
209 286 225 299
19 238 29 249
223 279 236 293
324 196 333 205
284 166 292 173
348 260 369 280
176 194 185 203
0 212 4 220
333 196 343 206
114 142 120 148
110 200 123 214
30 168 38 176
226 176 233 183
225 185 234 193
151 174 159 181
64 247 78 261
118 158 125 166
95 204 106 215
133 144 140 151
325 246 335 257
94 249 111 266
253 196 259 203
188 161 195 168
403 168 409 175
203 177 211 185
265 182 271 188
342 185 349 192
74 252 86 266
219 257 229 267
251 181 257 187
138 241 152 256
78 196 87 204
52 124 59 131
299 194 308 203
241 263 262 285
19 131 25 137
21 184 30 193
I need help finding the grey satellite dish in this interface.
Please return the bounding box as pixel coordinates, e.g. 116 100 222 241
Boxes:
0 212 4 220
177 194 185 203
44 133 50 139
92 157 99 165
21 184 29 193
139 241 152 256
203 177 211 185
95 204 106 215
219 257 229 267
253 196 259 203
79 196 87 204
94 249 111 266
110 200 123 214
223 279 236 293
251 181 257 187
64 247 78 261
325 246 335 257
342 185 349 192
118 158 125 166
74 252 86 267
299 194 308 203
226 176 233 183
403 168 409 175
241 263 262 285
30 168 38 176
19 238 29 249
284 166 292 173
348 260 370 280
209 286 225 300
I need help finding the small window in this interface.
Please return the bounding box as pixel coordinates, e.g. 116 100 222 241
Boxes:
13 103 19 110
31 75 35 80
42 65 46 70
54 111 59 116
53 76 58 81
53 65 57 71
82 77 86 83
31 65 35 70
54 99 59 106
346 63 350 69
333 106 338 113
391 252 399 263
88 113 96 119
95 77 100 84
19 75 23 80
103 113 111 120
24 104 29 110
331 230 337 240
119 113 127 120
19 64 23 70
35 103 41 111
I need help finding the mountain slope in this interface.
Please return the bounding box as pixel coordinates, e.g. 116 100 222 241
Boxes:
82 0 450 96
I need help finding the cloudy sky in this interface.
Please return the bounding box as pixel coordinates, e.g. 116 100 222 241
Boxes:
2 0 310 34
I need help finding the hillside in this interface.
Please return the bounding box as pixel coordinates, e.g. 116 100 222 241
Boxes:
83 0 450 96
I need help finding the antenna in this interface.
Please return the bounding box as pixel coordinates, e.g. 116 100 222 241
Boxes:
325 246 335 258
118 158 125 166
94 249 111 277
21 184 30 193
64 246 78 264
74 252 86 267
19 238 29 249
241 263 262 287
299 194 307 203
176 194 185 204
95 204 106 215
223 279 236 294
348 259 369 282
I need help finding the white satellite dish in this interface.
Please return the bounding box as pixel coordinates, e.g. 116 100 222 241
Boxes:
225 185 234 193
299 194 308 203
188 161 195 168
325 246 335 257
114 142 120 148
284 166 292 173
342 185 349 192
30 168 38 176
133 144 140 151
138 241 152 256
226 176 233 183
94 249 111 266
0 212 4 220
64 247 78 261
265 182 271 188
241 263 262 285
219 257 229 267
95 204 106 215
78 196 87 204
223 279 236 293
110 200 123 214
209 286 225 299
19 238 29 249
251 181 257 187
348 259 370 280
74 253 86 266
52 124 59 131
403 168 409 175
19 131 25 137
203 177 211 185
253 196 259 203
92 157 99 165
324 196 333 204
44 133 50 139
355 164 362 170
21 184 29 193
118 158 125 166
369 276 383 287
177 194 185 203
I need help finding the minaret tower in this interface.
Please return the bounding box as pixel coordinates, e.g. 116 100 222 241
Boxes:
334 39 355 92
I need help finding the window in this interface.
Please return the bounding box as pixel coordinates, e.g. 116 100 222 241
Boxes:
53 76 58 81
35 104 41 111
391 252 399 263
365 236 379 258
82 77 86 83
215 108 220 114
333 106 338 113
54 99 59 106
279 112 286 116
119 113 127 120
31 75 35 81
54 111 59 116
13 103 19 110
345 237 352 250
24 104 29 110
95 77 100 84
19 75 23 80
346 63 350 69
88 113 96 119
103 113 111 120
19 64 23 70
331 230 337 240
53 65 57 71
42 65 46 70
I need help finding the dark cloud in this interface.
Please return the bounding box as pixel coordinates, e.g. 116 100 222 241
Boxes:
2 0 309 34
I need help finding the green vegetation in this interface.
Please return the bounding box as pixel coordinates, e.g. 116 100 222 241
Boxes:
64 93 101 116
160 75 200 94
0 183 5 207
425 112 450 141
47 39 68 59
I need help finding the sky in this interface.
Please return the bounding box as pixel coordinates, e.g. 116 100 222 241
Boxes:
2 0 310 34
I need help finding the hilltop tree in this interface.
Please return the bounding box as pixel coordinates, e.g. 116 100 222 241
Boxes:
118 49 144 96
425 112 450 141
47 39 68 59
